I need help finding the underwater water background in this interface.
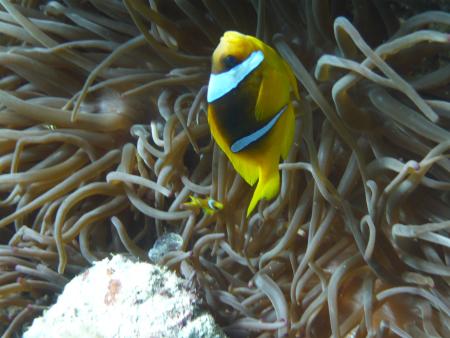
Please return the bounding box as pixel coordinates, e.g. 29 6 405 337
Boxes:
0 0 449 337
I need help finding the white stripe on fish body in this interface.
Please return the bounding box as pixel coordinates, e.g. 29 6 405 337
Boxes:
207 50 264 103
231 105 287 153
207 198 219 210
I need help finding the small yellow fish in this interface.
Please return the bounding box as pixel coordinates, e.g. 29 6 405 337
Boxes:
183 196 224 215
207 31 299 216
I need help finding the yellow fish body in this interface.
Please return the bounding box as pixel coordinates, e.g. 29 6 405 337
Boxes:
207 31 299 216
183 195 224 215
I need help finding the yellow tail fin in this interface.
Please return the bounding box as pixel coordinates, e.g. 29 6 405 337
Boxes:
246 167 280 216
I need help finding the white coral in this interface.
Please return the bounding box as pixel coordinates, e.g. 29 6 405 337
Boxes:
24 255 226 338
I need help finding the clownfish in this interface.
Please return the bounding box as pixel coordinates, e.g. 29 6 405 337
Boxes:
207 31 299 216
183 195 224 215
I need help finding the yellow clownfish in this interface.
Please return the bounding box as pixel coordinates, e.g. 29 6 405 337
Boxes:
183 195 224 215
207 31 299 216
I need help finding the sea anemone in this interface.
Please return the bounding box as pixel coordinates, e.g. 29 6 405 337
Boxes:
0 1 449 337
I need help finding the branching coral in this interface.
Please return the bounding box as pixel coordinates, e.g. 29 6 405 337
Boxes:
0 0 449 337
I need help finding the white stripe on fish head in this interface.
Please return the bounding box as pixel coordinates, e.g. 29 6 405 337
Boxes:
207 50 264 103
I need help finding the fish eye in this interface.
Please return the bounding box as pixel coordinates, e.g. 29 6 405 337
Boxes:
222 55 240 70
